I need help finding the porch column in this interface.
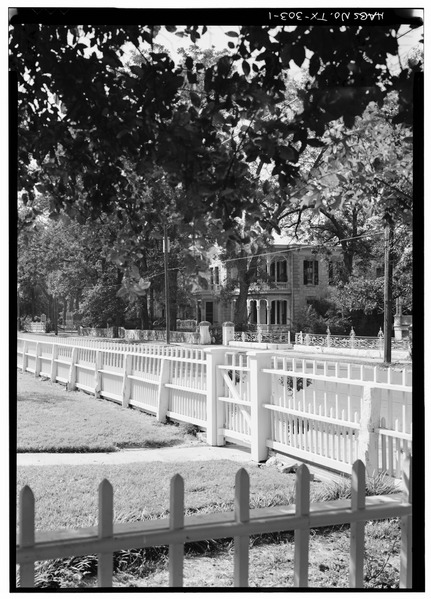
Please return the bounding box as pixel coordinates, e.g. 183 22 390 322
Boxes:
267 300 272 326
256 300 261 325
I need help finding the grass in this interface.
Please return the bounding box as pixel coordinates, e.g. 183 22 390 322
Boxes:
16 460 307 530
15 370 404 589
17 372 198 452
16 460 402 589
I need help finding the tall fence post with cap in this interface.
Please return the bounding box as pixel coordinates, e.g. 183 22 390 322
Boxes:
248 350 272 462
199 321 212 345
156 357 171 423
222 321 235 346
204 347 228 446
358 385 381 477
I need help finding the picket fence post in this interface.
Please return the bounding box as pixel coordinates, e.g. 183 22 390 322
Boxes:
50 343 58 382
248 351 272 462
204 347 228 446
34 342 41 377
22 340 28 373
156 358 171 423
94 350 103 398
357 385 381 476
121 354 133 408
68 346 78 390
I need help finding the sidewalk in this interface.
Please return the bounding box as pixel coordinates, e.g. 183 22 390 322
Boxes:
17 444 345 483
16 443 253 466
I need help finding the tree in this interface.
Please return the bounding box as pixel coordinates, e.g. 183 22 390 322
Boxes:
11 22 420 218
11 20 421 327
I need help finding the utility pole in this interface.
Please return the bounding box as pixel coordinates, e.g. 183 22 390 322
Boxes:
163 223 170 345
383 214 394 363
17 284 20 331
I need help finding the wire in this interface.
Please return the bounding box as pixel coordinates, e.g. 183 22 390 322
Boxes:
217 229 385 265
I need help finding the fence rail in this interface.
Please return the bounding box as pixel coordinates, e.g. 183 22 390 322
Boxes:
16 457 412 589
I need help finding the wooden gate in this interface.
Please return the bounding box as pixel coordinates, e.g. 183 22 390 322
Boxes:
217 350 252 447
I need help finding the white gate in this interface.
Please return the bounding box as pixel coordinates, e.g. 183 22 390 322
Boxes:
217 350 252 446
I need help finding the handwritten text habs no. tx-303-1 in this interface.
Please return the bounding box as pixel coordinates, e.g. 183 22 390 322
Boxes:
268 11 384 23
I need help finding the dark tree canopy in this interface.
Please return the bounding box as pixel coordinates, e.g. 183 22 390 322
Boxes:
11 15 421 318
11 21 422 223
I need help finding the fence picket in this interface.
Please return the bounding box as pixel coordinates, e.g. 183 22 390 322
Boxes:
98 479 114 588
19 486 35 588
293 465 310 587
400 454 412 588
350 460 366 587
169 474 185 587
234 468 250 587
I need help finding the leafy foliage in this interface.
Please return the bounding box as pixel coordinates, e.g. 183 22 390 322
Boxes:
12 21 420 325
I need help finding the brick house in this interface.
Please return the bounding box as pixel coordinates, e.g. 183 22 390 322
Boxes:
194 243 343 329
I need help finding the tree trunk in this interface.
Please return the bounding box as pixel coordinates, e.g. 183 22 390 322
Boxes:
233 254 257 328
140 295 150 329
149 287 154 328
31 287 36 318
62 298 67 323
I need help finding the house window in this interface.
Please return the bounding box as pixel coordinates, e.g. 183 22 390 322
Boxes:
270 259 288 283
210 268 214 285
214 266 220 285
303 260 319 285
205 301 214 324
270 300 288 325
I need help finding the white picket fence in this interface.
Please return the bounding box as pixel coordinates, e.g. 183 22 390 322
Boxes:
17 336 412 478
17 457 412 588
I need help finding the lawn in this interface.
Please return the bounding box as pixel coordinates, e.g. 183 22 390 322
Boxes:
16 461 402 589
15 371 404 589
16 372 197 452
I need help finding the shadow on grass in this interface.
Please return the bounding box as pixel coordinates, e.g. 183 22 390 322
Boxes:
17 438 187 453
17 392 74 404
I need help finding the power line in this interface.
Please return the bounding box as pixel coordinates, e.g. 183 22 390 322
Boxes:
216 229 385 265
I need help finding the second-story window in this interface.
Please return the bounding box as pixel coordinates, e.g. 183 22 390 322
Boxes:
214 266 220 285
210 268 214 285
304 260 319 285
270 259 288 283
